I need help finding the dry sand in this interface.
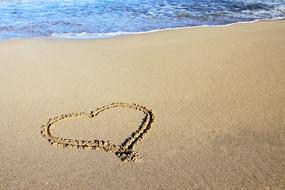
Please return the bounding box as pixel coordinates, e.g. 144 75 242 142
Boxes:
0 20 284 190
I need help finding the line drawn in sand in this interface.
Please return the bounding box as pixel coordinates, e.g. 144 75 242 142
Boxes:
40 102 155 162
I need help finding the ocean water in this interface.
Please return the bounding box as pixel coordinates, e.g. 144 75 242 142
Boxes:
0 0 285 39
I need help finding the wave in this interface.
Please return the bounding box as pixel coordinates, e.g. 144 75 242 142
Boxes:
1 0 285 40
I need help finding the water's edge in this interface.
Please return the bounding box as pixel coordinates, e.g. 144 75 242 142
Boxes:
1 17 284 42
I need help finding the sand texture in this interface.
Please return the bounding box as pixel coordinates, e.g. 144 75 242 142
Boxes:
0 20 285 189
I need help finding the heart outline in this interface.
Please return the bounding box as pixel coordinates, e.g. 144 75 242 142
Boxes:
40 102 155 162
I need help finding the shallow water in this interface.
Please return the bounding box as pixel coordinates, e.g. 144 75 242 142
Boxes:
0 0 285 39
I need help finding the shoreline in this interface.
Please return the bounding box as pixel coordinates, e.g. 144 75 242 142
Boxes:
1 17 285 41
50 17 285 40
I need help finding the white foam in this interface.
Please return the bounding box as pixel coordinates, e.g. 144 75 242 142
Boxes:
49 17 285 40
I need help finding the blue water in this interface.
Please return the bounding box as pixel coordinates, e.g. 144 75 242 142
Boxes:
0 0 285 39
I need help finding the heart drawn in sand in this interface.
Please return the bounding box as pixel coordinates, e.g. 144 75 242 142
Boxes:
40 103 155 162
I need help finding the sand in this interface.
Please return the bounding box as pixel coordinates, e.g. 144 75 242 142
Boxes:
0 20 284 190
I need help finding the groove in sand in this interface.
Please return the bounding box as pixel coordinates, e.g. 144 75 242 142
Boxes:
40 102 155 162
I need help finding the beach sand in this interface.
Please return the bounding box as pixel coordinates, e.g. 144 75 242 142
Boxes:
0 20 284 189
